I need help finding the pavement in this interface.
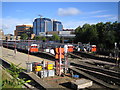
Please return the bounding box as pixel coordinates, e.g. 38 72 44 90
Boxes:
1 47 54 69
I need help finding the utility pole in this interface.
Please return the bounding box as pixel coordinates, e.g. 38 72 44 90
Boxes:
14 36 17 58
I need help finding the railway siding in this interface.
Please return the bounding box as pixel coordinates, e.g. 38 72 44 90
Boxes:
73 51 117 63
70 61 120 78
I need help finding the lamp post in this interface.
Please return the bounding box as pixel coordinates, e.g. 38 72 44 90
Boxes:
114 42 119 70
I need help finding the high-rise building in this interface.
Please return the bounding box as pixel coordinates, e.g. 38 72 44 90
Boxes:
33 18 53 35
53 20 63 31
33 18 63 35
14 25 33 36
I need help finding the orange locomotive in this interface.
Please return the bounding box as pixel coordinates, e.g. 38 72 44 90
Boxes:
91 45 97 52
29 44 39 53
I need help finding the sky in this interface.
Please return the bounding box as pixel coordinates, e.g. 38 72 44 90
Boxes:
1 2 119 34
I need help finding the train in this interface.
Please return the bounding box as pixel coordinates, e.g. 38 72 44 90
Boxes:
3 41 39 53
2 41 97 57
2 41 75 55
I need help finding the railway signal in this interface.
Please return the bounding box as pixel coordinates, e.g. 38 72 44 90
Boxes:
55 47 64 59
55 47 64 76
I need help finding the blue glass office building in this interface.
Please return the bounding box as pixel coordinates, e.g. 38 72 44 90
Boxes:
33 19 37 35
33 18 53 35
53 21 63 31
33 18 63 35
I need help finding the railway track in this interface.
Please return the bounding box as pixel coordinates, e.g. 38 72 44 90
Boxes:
69 52 117 67
70 61 120 78
1 58 45 89
69 66 119 89
70 61 120 87
68 52 120 89
72 51 117 63
2 47 120 89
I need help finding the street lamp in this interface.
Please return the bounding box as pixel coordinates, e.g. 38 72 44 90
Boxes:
114 42 119 70
115 42 117 49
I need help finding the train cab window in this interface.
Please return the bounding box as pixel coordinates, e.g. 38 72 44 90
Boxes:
31 46 38 48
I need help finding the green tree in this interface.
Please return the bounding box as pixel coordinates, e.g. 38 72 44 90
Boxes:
33 36 47 42
74 26 82 43
51 34 60 42
89 24 98 44
20 33 28 40
104 30 116 49
74 24 98 44
74 21 120 51
33 36 41 40
95 22 106 49
42 36 47 42
112 21 120 43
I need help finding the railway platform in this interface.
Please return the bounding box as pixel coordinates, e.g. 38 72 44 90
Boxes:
1 47 54 69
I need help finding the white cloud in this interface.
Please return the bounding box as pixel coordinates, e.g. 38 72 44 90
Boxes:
110 16 117 20
90 10 107 14
1 17 32 35
58 7 81 16
92 14 118 21
107 16 118 21
93 15 112 18
62 20 97 29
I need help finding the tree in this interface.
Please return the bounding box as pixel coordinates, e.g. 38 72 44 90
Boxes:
20 33 28 40
74 21 120 51
104 30 116 49
74 24 98 44
51 34 60 42
33 36 41 40
89 24 98 44
33 36 47 42
96 22 105 44
74 26 83 43
42 36 47 42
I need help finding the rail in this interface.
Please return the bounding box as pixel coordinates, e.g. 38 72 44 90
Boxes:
1 58 52 89
69 66 120 89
